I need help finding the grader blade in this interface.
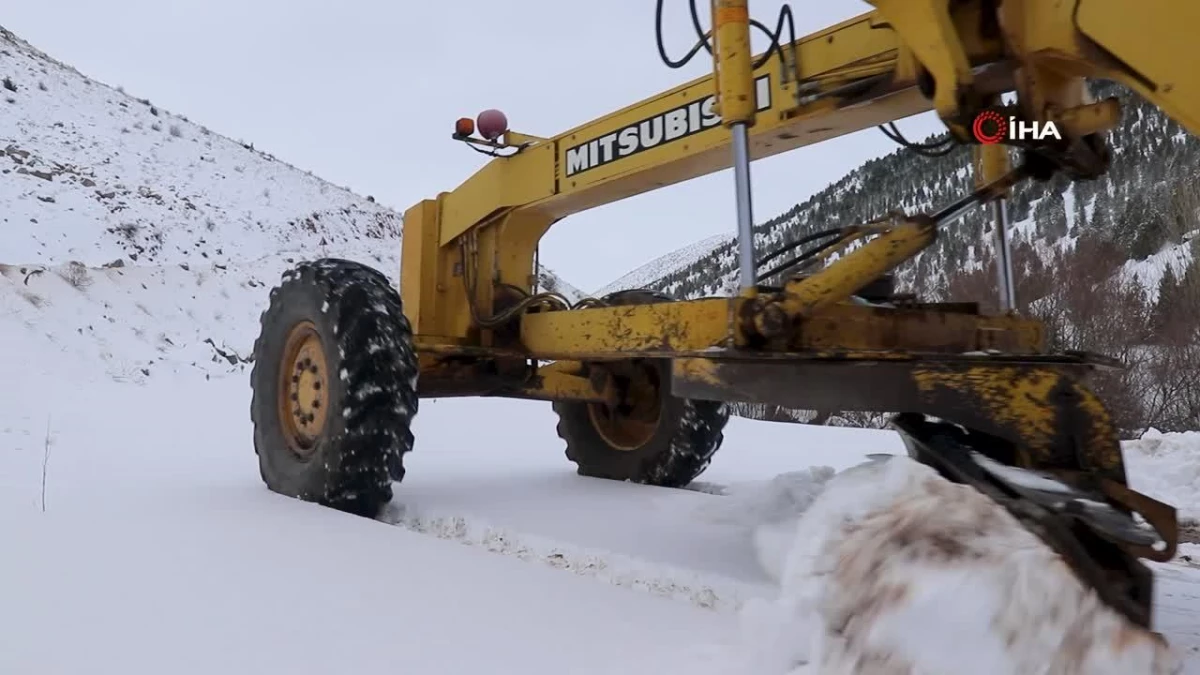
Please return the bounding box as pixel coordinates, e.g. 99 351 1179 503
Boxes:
671 353 1179 628
892 413 1173 631
965 451 1173 554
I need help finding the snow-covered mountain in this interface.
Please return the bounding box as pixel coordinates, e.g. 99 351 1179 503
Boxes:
0 25 581 382
603 82 1196 304
601 81 1200 434
595 233 730 298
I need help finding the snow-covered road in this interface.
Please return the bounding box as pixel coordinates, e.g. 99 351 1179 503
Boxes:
0 373 733 674
2 368 1199 673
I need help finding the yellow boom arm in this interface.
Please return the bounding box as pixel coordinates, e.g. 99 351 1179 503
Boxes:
400 0 1200 346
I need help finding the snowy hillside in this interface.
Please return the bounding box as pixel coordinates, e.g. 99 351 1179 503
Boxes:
595 233 731 297
1 24 400 269
0 24 581 379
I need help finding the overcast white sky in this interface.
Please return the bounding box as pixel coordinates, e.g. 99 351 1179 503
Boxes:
6 0 948 292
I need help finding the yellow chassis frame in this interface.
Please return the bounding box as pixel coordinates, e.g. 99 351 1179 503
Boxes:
399 0 1198 356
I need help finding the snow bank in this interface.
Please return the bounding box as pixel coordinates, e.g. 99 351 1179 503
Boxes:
1126 430 1200 524
713 457 1182 674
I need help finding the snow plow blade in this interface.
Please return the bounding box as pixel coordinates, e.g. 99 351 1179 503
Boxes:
672 353 1179 629
893 413 1176 630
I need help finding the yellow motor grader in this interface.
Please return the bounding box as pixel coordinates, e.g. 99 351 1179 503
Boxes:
249 0 1195 630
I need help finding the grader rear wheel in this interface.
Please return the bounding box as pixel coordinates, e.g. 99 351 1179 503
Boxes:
585 361 663 451
552 289 729 487
553 359 729 487
250 258 419 518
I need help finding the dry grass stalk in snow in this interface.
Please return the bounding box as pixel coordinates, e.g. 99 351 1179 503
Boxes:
40 416 52 512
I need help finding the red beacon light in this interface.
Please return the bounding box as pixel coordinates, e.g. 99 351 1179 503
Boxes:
476 109 508 141
453 109 523 157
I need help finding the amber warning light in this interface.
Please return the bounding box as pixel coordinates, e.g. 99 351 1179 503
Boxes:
453 117 475 139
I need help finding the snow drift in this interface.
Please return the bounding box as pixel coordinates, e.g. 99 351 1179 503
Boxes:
1127 429 1200 525
734 457 1181 674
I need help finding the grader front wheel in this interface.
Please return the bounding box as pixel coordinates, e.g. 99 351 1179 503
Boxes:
249 258 419 518
275 321 329 457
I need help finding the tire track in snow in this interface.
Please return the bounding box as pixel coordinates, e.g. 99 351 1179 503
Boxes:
377 500 765 613
682 480 727 496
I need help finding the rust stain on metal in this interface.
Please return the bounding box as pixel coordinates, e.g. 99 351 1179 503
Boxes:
912 364 1124 479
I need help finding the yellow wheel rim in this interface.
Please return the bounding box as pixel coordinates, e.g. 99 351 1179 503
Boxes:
586 363 662 451
277 321 330 457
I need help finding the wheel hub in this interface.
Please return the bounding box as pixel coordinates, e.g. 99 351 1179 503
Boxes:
277 321 329 457
586 362 662 451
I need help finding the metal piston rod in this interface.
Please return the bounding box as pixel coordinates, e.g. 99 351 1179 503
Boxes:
993 198 1017 311
732 124 757 290
977 144 1018 311
712 0 760 292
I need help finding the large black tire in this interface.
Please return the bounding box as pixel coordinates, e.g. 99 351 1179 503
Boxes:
552 290 729 487
250 258 418 518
